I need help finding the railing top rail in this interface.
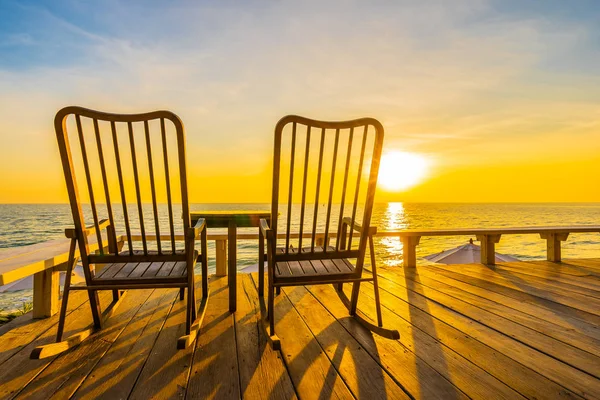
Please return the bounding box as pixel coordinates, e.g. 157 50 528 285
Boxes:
380 225 600 237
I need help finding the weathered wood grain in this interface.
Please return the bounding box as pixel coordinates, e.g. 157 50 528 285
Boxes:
70 289 175 399
186 276 241 399
236 274 297 400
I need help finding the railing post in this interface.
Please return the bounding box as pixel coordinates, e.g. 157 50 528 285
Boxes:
215 239 227 276
33 269 59 318
316 236 324 248
540 232 569 262
402 236 421 268
476 234 502 265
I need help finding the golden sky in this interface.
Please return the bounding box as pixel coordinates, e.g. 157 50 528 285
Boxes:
1 1 599 203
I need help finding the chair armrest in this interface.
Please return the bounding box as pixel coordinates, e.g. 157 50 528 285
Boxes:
260 218 273 239
342 217 377 235
65 219 111 239
186 218 206 239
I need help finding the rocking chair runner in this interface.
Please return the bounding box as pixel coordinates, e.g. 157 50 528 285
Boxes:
259 115 399 350
31 107 209 359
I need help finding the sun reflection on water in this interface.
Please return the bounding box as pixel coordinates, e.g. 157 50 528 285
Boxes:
377 202 409 267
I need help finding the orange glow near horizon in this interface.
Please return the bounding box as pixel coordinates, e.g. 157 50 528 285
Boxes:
1 3 600 204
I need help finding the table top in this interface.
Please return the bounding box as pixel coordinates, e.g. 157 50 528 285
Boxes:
190 210 271 228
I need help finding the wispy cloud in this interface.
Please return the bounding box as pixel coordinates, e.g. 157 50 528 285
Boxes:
0 0 599 201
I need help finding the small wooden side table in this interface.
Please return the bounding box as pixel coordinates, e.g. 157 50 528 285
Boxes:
190 210 270 313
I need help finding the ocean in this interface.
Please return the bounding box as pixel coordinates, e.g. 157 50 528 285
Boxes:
1 202 599 312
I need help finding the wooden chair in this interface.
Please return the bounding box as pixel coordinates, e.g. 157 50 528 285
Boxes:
31 106 209 359
259 115 399 349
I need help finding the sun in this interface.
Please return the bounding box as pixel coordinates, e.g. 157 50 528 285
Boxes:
378 151 429 191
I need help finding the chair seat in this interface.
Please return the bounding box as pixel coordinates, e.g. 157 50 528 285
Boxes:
274 245 356 281
93 260 188 283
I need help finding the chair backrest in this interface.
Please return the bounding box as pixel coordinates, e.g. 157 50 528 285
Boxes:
270 115 384 267
54 106 191 265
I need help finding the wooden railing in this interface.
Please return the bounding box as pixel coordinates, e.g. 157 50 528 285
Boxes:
1 225 598 319
388 226 600 267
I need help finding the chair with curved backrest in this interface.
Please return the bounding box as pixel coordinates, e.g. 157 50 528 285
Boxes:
259 115 399 349
31 106 209 359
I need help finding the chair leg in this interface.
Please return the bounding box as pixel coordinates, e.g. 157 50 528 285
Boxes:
56 264 75 342
268 285 275 337
112 289 121 302
88 290 103 329
191 282 197 322
201 228 209 299
348 282 361 316
258 232 265 297
369 235 383 327
180 287 185 301
186 284 194 335
276 286 281 296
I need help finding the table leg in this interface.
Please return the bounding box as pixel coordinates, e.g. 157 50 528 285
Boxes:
228 220 237 312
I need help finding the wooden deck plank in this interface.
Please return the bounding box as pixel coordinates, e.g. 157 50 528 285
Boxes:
396 266 600 356
0 291 114 400
399 265 600 342
425 264 600 318
562 259 600 274
350 279 586 400
1 258 599 400
284 285 410 399
235 274 298 400
564 258 600 267
128 288 192 400
488 261 600 292
250 274 354 400
520 260 600 276
423 264 600 326
440 261 600 302
283 285 416 400
70 289 176 399
487 263 600 299
392 268 600 378
372 269 600 398
14 289 153 400
308 283 527 400
186 276 241 400
0 291 89 366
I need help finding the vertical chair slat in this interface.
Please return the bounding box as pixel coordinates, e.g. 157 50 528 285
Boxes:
348 125 368 250
75 115 104 254
285 122 297 253
336 127 354 250
176 118 191 234
128 121 147 255
161 118 176 253
323 128 340 253
111 121 133 255
311 127 326 252
297 125 311 250
93 118 118 253
145 120 161 254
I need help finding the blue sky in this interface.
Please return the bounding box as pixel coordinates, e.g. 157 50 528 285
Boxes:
0 0 599 202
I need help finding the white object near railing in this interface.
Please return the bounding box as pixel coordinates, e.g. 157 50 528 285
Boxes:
1 225 598 319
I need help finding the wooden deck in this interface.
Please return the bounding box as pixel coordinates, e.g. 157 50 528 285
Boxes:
1 258 600 399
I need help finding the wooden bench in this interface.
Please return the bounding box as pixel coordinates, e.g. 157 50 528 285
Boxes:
383 226 600 267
